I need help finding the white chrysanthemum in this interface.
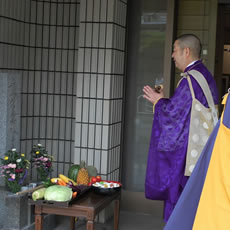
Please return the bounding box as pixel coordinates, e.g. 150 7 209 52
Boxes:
12 148 16 152
16 158 21 163
37 143 42 147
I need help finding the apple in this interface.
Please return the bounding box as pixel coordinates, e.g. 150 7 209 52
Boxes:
96 176 101 182
91 176 97 184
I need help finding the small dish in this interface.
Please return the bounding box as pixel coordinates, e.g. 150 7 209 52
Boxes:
91 180 121 195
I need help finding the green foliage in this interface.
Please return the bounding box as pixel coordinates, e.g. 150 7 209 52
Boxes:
31 144 53 182
0 148 30 193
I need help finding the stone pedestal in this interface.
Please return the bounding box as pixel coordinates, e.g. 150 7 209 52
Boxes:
0 187 7 230
4 192 28 230
0 186 57 230
0 73 22 228
0 187 28 230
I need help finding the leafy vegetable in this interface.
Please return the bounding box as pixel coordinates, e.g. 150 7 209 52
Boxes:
42 179 53 187
44 185 72 202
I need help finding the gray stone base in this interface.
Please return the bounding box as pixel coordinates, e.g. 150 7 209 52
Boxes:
0 186 57 230
0 73 21 188
4 191 28 229
0 186 7 230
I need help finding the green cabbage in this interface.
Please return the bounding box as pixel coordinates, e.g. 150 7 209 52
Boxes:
44 185 72 202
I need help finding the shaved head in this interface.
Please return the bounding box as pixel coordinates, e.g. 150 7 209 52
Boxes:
176 34 202 59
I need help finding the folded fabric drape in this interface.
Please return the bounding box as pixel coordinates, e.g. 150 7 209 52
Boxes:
164 92 230 230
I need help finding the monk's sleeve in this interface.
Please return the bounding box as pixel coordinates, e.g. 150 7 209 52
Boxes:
154 78 192 152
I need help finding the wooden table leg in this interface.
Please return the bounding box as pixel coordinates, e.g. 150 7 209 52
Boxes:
70 217 75 230
35 214 43 230
114 199 120 230
86 220 94 230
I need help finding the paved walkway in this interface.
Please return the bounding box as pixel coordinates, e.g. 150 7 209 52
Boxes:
55 211 165 230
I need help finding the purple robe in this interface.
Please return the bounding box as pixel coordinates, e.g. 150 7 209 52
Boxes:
145 60 219 222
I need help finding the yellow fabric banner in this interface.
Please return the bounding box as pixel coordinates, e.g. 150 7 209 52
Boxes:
193 93 230 229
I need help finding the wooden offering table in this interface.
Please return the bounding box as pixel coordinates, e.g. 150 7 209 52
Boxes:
34 190 121 230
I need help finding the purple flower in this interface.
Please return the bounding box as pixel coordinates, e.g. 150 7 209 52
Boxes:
46 162 52 168
10 174 15 179
3 165 10 169
19 170 28 185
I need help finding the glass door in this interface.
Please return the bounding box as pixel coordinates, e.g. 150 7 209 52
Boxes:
121 0 174 215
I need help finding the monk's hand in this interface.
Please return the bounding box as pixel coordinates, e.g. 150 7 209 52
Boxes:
142 85 164 104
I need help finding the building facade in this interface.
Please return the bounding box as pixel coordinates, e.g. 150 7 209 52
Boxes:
0 0 222 219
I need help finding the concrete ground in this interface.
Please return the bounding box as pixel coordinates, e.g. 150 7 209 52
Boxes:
55 211 165 230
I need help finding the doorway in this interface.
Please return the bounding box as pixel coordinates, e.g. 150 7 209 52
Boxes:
214 4 230 111
121 0 175 216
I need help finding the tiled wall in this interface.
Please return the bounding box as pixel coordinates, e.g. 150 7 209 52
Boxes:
21 0 80 178
0 0 80 179
74 0 127 181
0 0 24 70
0 0 127 181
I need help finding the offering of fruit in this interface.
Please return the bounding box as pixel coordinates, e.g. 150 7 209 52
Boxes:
90 176 97 184
68 164 81 181
96 176 101 182
77 161 90 185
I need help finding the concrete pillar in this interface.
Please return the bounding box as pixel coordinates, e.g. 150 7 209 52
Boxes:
0 73 22 229
74 0 127 223
0 73 21 185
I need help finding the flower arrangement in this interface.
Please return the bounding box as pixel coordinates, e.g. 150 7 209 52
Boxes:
31 144 53 182
0 148 30 193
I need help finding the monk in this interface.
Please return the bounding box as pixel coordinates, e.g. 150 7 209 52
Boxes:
143 34 219 222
